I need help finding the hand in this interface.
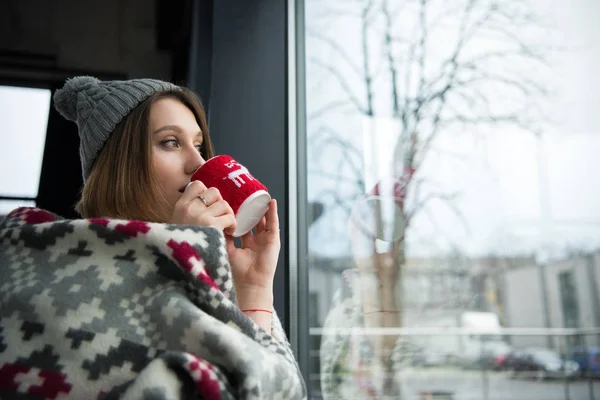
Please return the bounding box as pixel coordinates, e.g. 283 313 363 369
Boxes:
225 199 280 296
372 239 401 284
171 180 237 235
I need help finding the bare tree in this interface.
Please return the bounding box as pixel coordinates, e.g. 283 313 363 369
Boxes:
309 0 555 387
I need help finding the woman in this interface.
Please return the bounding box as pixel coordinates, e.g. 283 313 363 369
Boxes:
319 191 408 399
0 76 305 399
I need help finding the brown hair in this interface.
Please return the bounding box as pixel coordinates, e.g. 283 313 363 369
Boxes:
75 87 214 222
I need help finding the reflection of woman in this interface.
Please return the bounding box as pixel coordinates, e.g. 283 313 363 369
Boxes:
0 77 305 399
320 194 407 399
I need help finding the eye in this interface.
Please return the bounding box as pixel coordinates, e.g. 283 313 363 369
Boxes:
161 139 180 148
195 144 204 153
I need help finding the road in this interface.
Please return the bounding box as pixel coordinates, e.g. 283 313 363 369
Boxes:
311 368 599 399
400 368 598 400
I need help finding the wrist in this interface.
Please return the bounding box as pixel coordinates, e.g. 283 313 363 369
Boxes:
236 286 274 310
242 307 273 333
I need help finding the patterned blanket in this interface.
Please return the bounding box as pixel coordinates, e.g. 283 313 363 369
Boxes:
0 207 306 399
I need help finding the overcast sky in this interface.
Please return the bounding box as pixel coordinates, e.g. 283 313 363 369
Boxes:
305 0 600 261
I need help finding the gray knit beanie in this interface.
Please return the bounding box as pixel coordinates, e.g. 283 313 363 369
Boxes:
53 76 180 180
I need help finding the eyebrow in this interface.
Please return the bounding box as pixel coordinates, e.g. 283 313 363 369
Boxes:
153 125 203 137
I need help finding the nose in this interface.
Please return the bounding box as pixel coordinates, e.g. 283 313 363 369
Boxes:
185 147 206 175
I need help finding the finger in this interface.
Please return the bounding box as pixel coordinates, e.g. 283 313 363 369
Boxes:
213 214 237 233
223 213 237 235
181 180 208 203
265 199 279 233
198 187 223 206
255 216 267 234
205 199 235 218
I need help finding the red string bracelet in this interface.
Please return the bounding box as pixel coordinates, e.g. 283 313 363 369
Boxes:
242 308 273 314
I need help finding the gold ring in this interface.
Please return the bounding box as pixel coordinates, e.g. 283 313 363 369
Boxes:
198 194 209 206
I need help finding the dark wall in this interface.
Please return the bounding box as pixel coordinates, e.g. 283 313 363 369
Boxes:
37 83 84 219
0 0 174 81
186 0 213 110
208 0 290 323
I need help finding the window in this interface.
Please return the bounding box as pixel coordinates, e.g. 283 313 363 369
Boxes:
298 0 600 398
0 85 51 216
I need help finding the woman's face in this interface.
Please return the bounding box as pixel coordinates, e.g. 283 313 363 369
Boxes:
149 97 206 220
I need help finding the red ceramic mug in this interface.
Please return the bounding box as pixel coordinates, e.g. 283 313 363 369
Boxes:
191 155 271 237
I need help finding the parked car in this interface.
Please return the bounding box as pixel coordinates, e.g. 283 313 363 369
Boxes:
484 341 513 370
567 346 600 378
503 347 579 380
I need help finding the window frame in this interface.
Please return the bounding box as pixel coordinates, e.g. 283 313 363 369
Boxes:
287 0 311 391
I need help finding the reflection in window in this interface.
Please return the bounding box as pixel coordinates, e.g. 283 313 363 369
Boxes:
302 0 600 398
559 271 582 348
0 85 51 210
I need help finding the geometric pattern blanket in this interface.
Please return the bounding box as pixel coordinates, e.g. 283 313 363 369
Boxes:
0 207 306 399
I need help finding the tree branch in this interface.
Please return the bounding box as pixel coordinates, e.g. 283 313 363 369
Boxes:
361 0 376 116
456 73 549 97
310 57 367 114
407 191 460 222
403 0 476 168
307 0 555 256
310 126 365 188
308 100 353 121
417 0 429 98
307 28 365 79
381 0 401 117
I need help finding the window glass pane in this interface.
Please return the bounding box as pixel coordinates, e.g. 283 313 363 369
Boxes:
0 199 35 217
302 0 600 398
0 85 51 198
